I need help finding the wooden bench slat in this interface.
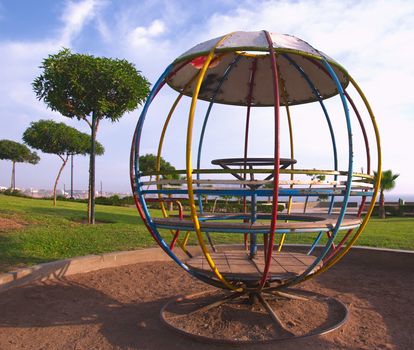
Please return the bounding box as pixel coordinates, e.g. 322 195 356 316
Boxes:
186 251 322 281
153 214 361 231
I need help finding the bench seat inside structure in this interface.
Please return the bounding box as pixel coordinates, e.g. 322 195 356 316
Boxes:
186 251 322 282
152 213 362 233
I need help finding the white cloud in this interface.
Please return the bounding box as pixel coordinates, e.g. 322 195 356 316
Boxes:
0 1 108 190
59 0 102 46
1 0 413 195
0 0 108 131
99 0 414 194
128 19 166 48
175 0 414 194
96 16 112 42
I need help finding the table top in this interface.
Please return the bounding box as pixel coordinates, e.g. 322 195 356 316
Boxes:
211 157 296 169
211 157 297 182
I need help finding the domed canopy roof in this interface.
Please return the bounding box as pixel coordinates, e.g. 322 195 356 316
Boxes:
167 31 349 106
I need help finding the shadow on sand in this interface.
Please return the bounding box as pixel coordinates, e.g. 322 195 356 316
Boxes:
0 249 412 349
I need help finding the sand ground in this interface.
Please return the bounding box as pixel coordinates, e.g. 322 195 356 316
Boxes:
0 248 413 349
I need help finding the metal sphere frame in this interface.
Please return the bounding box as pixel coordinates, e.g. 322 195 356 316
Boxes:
130 30 381 341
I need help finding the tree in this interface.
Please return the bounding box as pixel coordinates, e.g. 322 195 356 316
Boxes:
139 154 178 184
23 119 104 206
374 170 399 219
0 139 40 190
139 154 180 212
33 48 150 223
303 173 327 213
221 195 233 210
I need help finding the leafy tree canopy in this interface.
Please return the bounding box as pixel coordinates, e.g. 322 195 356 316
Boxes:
0 139 39 164
139 153 179 179
33 48 151 123
374 170 399 191
23 119 104 156
373 169 399 219
33 48 150 223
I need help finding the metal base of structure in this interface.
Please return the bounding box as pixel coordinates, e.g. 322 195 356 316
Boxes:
160 288 348 344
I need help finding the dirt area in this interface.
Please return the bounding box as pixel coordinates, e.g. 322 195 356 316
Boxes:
162 288 349 343
0 248 413 349
0 217 26 232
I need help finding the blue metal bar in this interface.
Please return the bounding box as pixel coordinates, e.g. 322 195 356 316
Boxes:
282 54 338 205
141 188 373 197
198 213 347 222
249 193 258 258
132 64 210 281
281 54 339 254
308 231 324 253
282 54 338 179
199 215 247 221
133 64 191 269
287 58 353 286
153 224 361 235
196 55 242 212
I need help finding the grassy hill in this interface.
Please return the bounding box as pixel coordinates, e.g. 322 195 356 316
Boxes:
0 194 413 272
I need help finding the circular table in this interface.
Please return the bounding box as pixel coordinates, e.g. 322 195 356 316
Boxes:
211 157 296 181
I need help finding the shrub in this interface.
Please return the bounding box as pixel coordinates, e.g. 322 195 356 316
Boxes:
0 188 28 197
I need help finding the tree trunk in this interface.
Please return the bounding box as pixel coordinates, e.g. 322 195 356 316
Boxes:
168 193 173 212
70 154 74 199
11 161 16 190
146 175 152 191
212 198 219 213
88 113 97 224
379 189 386 219
53 155 69 207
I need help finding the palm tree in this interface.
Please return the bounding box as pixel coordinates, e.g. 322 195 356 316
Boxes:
374 170 399 219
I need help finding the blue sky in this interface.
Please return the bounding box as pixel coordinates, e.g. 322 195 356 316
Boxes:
0 0 413 196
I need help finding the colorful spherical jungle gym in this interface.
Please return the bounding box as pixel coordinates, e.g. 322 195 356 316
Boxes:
130 30 381 342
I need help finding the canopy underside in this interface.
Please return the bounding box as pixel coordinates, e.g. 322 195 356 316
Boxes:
167 31 349 106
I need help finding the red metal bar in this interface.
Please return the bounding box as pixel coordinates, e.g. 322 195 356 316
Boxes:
259 31 281 289
263 234 269 261
345 91 371 177
145 197 185 249
350 92 371 219
169 201 184 249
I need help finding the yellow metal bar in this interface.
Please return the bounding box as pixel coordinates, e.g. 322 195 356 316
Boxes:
156 93 184 218
185 33 240 291
300 74 381 282
182 231 191 248
156 72 200 217
235 51 269 58
278 82 294 251
286 102 295 214
174 48 349 80
155 74 199 255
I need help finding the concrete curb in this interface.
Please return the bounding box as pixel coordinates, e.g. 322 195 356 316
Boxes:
0 247 178 294
1 245 412 294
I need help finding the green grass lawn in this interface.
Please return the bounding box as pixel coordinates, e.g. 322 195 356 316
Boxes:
0 194 155 272
0 194 413 272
